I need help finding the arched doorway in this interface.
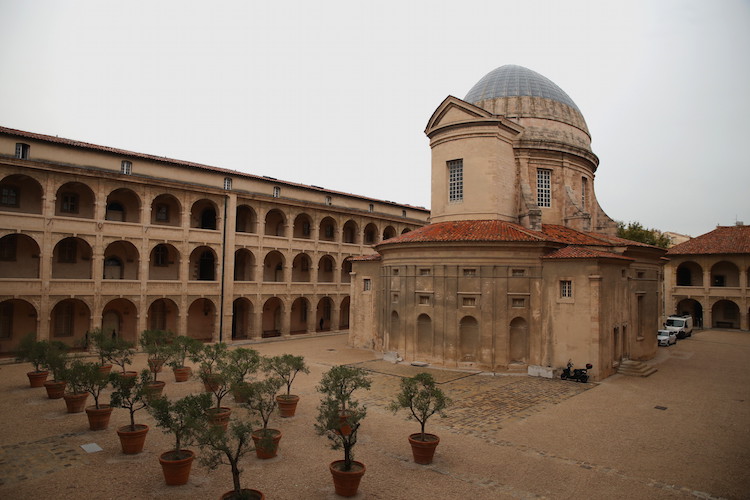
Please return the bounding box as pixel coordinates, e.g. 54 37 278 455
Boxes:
232 298 253 340
262 298 283 338
712 300 740 329
676 299 704 329
187 298 215 341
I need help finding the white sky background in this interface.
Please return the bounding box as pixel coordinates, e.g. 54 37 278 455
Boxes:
1 0 748 237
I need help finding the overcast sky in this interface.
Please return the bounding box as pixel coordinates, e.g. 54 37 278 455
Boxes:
1 0 748 237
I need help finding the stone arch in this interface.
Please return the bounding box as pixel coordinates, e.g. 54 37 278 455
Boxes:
293 213 313 239
234 249 255 281
676 261 703 286
191 199 218 230
291 297 311 334
105 188 141 223
103 240 139 280
0 299 38 354
147 298 178 332
55 181 95 218
417 313 432 356
232 298 253 340
0 173 43 214
102 298 138 343
189 246 218 281
383 226 397 241
676 298 704 328
343 220 359 244
52 237 92 279
149 243 180 280
236 204 257 233
318 255 336 283
364 223 379 245
459 316 479 362
0 233 40 278
263 251 285 282
264 209 286 237
316 297 333 331
509 317 529 363
390 310 402 353
711 299 740 329
291 253 312 282
50 298 90 347
401 228 412 235
340 257 352 283
151 193 181 226
187 298 215 340
319 217 337 241
339 296 350 330
711 261 740 287
262 297 283 338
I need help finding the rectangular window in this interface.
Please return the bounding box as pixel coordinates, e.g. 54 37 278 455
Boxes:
154 245 169 267
462 297 476 307
511 268 526 277
0 186 19 207
224 177 232 190
58 239 77 263
273 186 281 198
363 278 371 291
15 143 30 159
325 196 332 206
402 210 407 217
537 169 551 207
463 268 476 277
419 268 431 276
581 177 587 210
302 222 311 236
0 234 17 261
560 280 573 298
324 224 334 238
121 161 132 175
512 298 525 308
419 295 431 305
392 293 399 302
368 204 374 213
0 302 13 339
155 204 169 222
448 159 463 203
392 268 399 276
61 193 79 214
54 303 74 337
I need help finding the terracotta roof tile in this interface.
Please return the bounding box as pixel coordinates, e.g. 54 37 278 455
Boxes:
543 246 633 261
378 220 547 244
349 254 382 262
667 225 750 255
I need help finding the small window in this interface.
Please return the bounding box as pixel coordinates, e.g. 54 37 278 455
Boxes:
637 271 645 279
58 239 77 263
368 204 374 213
154 244 169 267
402 209 407 217
463 268 476 277
15 143 30 159
512 298 525 308
224 177 232 190
462 297 476 307
713 275 725 287
537 168 551 207
324 224 334 239
581 177 587 210
419 295 431 305
325 196 332 206
448 159 463 203
302 222 311 236
392 268 399 276
301 258 309 271
0 235 17 261
511 269 526 277
0 186 19 207
273 186 281 198
121 161 132 175
155 204 169 222
419 268 431 276
560 280 573 298
363 279 372 291
61 193 79 214
392 293 399 302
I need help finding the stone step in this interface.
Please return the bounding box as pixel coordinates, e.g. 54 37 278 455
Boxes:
617 359 658 377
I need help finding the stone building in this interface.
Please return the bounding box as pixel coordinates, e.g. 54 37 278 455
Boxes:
350 65 666 381
664 224 750 330
0 126 428 354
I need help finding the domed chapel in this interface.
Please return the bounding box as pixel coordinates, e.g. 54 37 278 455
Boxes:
350 65 666 381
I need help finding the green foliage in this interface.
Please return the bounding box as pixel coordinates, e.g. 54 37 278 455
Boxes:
237 376 284 430
139 329 175 359
110 369 151 430
15 333 50 372
197 417 257 496
88 329 116 366
264 354 309 397
166 335 203 369
616 221 671 248
44 341 70 381
226 348 261 385
148 393 212 453
63 360 111 408
96 336 136 373
388 372 451 440
315 365 371 471
192 343 233 409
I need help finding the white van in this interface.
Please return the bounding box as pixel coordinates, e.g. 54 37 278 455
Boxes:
664 315 693 339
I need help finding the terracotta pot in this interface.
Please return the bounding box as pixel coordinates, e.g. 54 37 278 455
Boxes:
408 432 440 465
98 364 113 376
117 424 149 454
64 392 89 413
276 394 300 417
27 370 49 388
147 358 165 373
145 381 166 399
207 407 232 430
221 489 265 500
44 380 66 399
329 460 366 497
159 449 195 486
172 366 192 382
251 428 282 459
85 405 113 430
119 370 138 380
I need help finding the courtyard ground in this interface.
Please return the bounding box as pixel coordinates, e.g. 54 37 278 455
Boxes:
0 328 748 499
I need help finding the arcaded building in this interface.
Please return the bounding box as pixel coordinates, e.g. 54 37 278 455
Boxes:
350 65 666 381
664 224 750 330
0 126 428 354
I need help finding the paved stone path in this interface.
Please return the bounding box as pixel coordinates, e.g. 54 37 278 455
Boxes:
0 432 89 487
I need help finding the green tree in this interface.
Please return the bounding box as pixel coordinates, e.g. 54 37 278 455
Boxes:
616 221 671 248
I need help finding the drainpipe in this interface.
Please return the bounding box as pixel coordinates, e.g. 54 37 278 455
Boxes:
219 195 228 341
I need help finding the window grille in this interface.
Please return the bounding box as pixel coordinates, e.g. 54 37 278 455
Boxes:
537 169 551 207
448 159 463 202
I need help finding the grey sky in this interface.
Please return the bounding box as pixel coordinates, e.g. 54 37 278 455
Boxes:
1 0 748 237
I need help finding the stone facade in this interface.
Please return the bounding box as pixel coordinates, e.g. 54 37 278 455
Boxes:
0 127 428 353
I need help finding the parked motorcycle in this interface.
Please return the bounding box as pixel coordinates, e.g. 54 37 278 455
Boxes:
560 360 592 383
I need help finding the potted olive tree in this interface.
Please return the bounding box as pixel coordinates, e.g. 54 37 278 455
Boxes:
64 360 114 430
42 341 69 399
237 375 284 459
388 372 451 464
110 369 152 454
265 354 309 417
106 337 136 377
139 329 175 397
314 365 372 497
15 333 50 387
192 343 233 429
148 393 213 486
226 347 261 403
166 335 202 382
197 416 265 499
88 328 115 375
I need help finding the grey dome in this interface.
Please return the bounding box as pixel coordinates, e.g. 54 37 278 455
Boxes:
465 65 580 111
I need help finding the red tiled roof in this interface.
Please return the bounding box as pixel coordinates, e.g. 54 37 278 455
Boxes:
541 224 657 248
667 225 750 255
543 246 633 261
378 220 547 244
0 126 429 212
349 254 382 262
